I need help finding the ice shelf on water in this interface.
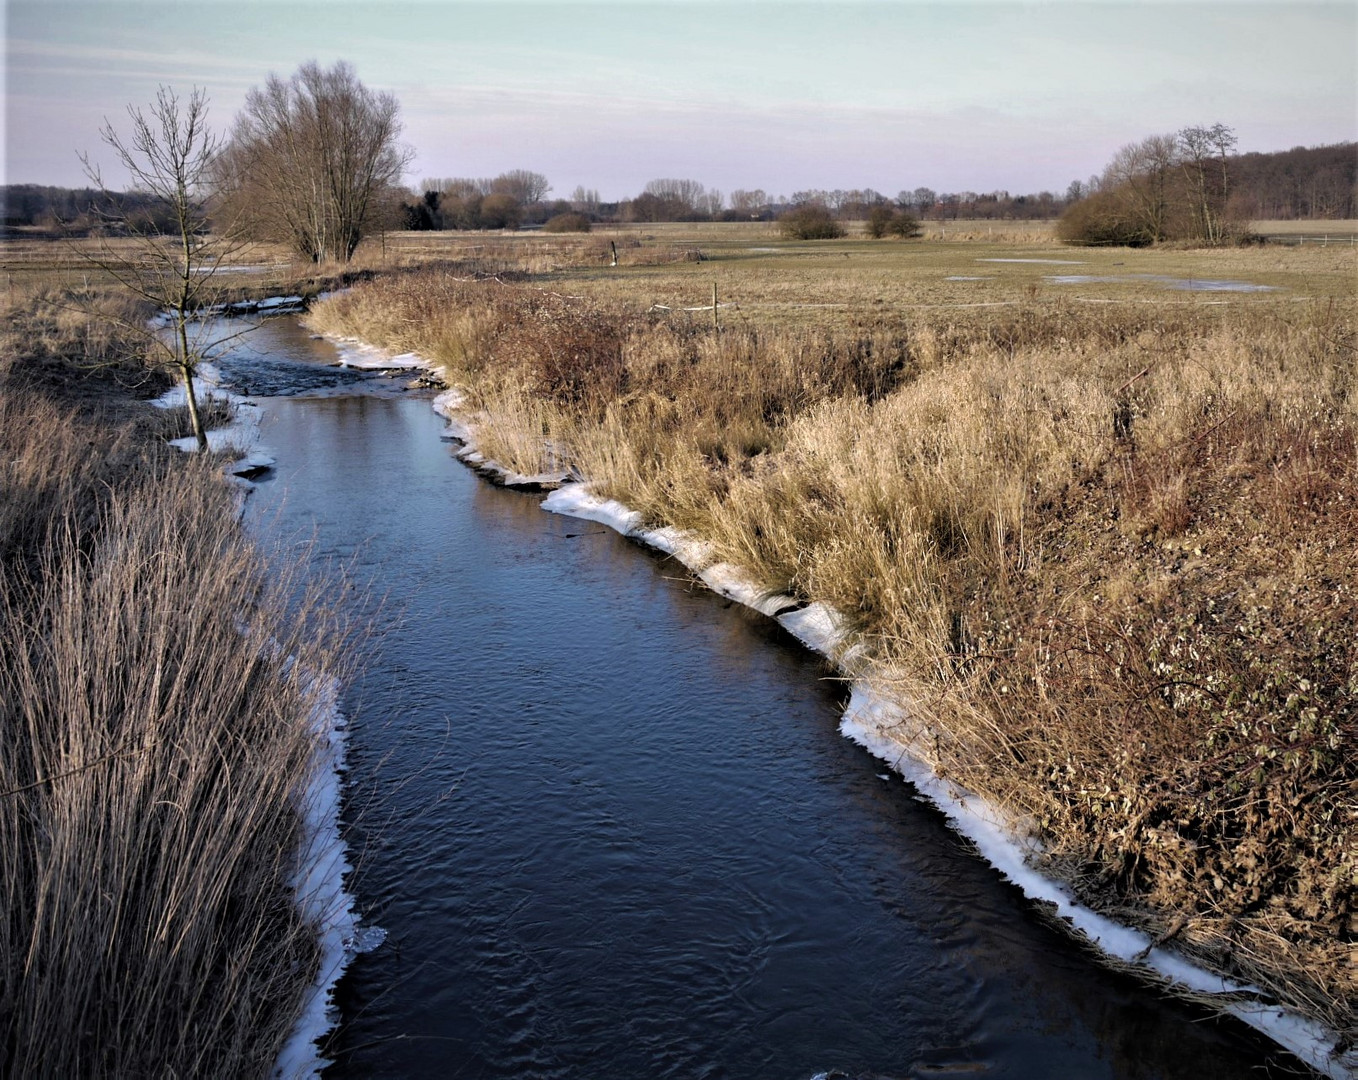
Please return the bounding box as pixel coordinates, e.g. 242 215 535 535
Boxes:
151 364 273 484
330 338 428 370
273 675 385 1080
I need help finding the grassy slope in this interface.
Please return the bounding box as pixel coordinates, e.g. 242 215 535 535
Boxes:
307 226 1356 1051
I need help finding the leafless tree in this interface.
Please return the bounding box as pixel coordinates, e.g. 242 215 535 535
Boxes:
643 178 708 214
79 86 243 451
428 177 492 200
491 169 551 204
222 61 411 262
729 189 768 215
568 185 600 213
1102 133 1178 242
1178 123 1237 244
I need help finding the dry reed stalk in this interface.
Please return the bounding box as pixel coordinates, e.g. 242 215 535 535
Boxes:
1 293 342 1077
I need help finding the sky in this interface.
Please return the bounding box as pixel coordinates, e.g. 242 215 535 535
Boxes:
4 0 1356 202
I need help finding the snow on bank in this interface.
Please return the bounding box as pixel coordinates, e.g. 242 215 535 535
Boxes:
432 388 571 489
329 338 428 371
273 676 385 1080
149 364 275 484
541 482 1354 1080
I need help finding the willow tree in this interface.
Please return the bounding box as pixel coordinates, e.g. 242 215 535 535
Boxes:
222 61 410 263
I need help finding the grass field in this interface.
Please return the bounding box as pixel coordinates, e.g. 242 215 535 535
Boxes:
7 219 1353 303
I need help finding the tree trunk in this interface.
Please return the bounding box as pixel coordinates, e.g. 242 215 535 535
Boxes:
176 319 208 451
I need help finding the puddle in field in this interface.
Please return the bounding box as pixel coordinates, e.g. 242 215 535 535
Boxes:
945 275 993 281
976 258 1085 265
1044 274 1280 292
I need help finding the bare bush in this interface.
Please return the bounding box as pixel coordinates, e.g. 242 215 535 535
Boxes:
779 204 844 240
543 212 592 234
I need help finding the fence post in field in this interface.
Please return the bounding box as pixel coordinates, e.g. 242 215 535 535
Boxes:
712 282 719 332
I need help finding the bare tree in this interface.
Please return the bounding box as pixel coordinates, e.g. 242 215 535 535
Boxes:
729 189 768 216
222 61 411 262
1102 133 1178 243
568 185 600 214
428 177 492 199
1178 123 1237 244
79 86 241 451
643 178 708 214
491 169 551 204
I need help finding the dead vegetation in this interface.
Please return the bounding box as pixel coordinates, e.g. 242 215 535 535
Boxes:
309 252 1356 1051
0 289 336 1076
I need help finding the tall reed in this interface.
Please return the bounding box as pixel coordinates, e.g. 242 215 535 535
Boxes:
1 294 338 1077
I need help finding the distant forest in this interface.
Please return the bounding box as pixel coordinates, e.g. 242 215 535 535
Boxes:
0 185 184 233
1228 142 1356 220
3 140 1352 234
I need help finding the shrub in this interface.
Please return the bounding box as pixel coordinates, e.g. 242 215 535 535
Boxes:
1057 190 1154 246
543 212 592 233
868 206 923 239
779 204 844 240
866 204 894 238
479 193 522 230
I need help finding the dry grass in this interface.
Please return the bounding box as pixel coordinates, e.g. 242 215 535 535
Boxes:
309 236 1356 1049
0 292 339 1076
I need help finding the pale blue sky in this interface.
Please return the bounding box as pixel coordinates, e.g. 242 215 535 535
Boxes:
4 1 1355 200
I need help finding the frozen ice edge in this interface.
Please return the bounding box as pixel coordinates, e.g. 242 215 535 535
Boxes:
150 364 273 486
149 358 379 1079
432 387 570 489
539 481 1354 1080
272 674 385 1080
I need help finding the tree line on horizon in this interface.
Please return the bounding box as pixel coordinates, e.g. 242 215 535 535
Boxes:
396 176 1075 232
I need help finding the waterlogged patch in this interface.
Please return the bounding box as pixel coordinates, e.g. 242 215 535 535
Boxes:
1045 273 1280 293
976 257 1085 265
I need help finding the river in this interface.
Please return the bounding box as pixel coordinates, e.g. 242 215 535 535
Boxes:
226 317 1300 1080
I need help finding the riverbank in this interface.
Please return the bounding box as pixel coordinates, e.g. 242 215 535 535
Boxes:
307 251 1356 1075
0 287 343 1077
